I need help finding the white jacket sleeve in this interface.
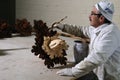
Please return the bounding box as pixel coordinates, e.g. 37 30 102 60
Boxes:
72 59 97 78
56 23 91 38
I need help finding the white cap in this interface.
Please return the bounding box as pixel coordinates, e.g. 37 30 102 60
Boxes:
95 0 114 22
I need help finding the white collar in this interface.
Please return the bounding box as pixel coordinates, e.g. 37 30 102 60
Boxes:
93 24 109 35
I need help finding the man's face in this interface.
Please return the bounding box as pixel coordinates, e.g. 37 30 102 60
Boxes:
89 6 102 28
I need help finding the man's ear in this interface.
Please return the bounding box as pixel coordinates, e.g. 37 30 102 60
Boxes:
99 16 105 23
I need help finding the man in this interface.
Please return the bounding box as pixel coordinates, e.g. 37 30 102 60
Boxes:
54 0 120 80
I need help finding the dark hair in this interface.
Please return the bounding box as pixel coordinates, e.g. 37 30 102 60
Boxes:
104 18 111 24
97 14 111 24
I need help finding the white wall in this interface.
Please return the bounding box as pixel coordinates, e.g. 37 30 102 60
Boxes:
16 0 120 27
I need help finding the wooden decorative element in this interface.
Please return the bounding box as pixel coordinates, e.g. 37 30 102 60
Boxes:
15 19 32 36
31 20 68 68
0 18 12 38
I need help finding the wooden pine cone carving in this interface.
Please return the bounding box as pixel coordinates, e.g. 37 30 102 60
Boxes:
31 20 68 68
15 19 32 36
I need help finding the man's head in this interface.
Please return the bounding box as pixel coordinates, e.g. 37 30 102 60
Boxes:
89 0 114 28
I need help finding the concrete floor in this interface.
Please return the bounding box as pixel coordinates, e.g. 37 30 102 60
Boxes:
0 34 76 80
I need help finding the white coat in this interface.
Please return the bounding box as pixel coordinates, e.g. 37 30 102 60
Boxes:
59 23 120 80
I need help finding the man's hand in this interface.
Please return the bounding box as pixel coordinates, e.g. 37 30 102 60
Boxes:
56 68 73 77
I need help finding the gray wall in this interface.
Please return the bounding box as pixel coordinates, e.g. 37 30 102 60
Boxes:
16 0 120 27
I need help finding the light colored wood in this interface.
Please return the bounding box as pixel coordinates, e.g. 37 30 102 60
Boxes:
58 32 90 43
